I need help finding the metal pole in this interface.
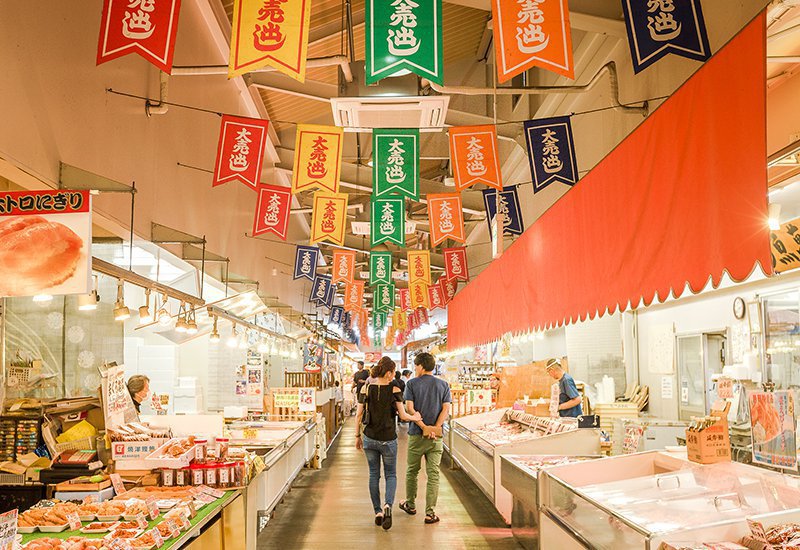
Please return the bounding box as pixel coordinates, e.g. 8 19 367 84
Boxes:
129 182 136 271
200 236 207 300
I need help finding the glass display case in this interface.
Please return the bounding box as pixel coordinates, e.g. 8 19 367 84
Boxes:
539 451 800 549
445 408 601 524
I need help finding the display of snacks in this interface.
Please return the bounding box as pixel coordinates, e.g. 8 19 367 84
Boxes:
507 454 596 472
114 521 141 531
19 503 80 529
105 528 141 540
122 500 147 519
741 522 800 548
76 503 99 521
94 501 125 521
145 437 196 468
156 521 176 539
107 422 170 442
130 532 157 549
80 522 119 534
156 499 177 510
23 537 107 549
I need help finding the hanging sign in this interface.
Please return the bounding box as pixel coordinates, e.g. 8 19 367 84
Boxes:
492 0 574 83
441 277 457 304
621 0 711 74
398 288 411 311
749 390 797 470
375 283 396 313
371 197 406 247
253 184 291 239
373 311 387 332
228 0 312 81
370 251 393 286
410 280 430 309
417 307 429 326
428 193 466 246
429 282 445 310
394 307 407 331
212 115 269 191
309 274 334 308
0 190 92 298
293 245 318 280
524 115 579 193
96 0 182 73
442 247 469 282
365 0 443 84
344 280 365 312
770 217 800 274
407 250 431 284
373 129 420 200
329 305 344 326
332 249 357 284
310 191 348 245
448 125 503 191
291 124 343 193
482 185 524 237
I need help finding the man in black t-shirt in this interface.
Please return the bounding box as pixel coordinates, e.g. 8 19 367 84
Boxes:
353 361 370 395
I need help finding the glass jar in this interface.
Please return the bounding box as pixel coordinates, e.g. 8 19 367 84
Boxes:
216 437 230 460
218 462 231 488
175 467 188 486
193 439 207 462
205 463 217 487
191 464 205 486
161 468 174 487
233 461 245 486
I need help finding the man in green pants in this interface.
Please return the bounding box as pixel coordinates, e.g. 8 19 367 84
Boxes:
399 352 452 524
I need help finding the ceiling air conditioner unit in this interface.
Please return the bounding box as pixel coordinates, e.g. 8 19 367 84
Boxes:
331 96 449 132
351 220 418 235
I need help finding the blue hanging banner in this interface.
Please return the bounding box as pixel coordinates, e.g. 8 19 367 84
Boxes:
329 306 344 326
482 186 524 237
294 245 319 281
621 0 711 73
309 274 334 308
343 311 352 329
523 116 579 193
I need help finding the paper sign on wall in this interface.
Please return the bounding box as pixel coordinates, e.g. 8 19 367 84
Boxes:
661 376 673 399
274 391 300 408
717 377 733 399
298 388 316 411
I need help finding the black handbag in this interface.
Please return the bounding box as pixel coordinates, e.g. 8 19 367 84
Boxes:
361 384 371 426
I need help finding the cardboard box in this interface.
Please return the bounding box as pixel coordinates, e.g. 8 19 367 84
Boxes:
686 402 731 465
524 402 551 417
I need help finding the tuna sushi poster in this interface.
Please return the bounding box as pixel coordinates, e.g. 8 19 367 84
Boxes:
0 190 92 298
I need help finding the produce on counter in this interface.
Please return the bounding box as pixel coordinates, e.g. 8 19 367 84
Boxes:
153 437 196 458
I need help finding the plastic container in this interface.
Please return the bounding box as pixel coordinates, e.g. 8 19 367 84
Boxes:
190 464 205 486
204 463 217 487
161 468 174 487
233 461 245 486
193 439 207 462
175 467 189 487
216 437 229 460
218 462 231 488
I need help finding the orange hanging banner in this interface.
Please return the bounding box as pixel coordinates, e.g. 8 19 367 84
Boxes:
332 249 357 284
229 0 311 82
310 191 348 245
410 280 430 309
493 0 574 83
448 125 502 191
292 124 343 193
344 281 365 312
407 250 431 284
428 193 465 247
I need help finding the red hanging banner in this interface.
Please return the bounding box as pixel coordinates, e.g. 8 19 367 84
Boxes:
429 282 445 310
441 277 457 305
344 281 364 312
443 247 469 282
398 288 411 312
213 115 269 191
448 125 503 191
252 184 291 239
428 193 465 247
97 0 182 73
492 0 574 83
332 250 357 284
448 15 771 348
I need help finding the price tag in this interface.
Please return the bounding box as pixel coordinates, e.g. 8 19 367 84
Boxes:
135 513 148 529
180 515 191 530
67 512 81 531
195 493 216 504
186 501 197 519
107 539 133 550
0 509 18 549
150 527 164 548
110 473 126 496
146 498 160 521
242 427 258 440
166 520 180 537
200 485 225 499
717 377 734 399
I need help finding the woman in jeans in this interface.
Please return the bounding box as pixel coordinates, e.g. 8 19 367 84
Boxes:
355 357 420 530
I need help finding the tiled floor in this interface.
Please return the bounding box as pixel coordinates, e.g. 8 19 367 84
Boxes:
258 418 522 549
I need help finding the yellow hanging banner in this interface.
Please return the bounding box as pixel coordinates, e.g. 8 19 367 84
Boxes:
409 280 430 309
228 0 311 82
292 124 343 193
310 191 348 245
407 250 431 284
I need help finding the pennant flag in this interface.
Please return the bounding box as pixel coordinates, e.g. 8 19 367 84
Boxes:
291 124 343 193
332 249 357 284
418 307 429 325
448 125 502 191
429 282 445 310
441 277 457 305
524 116 579 193
394 307 407 331
329 305 344 326
310 274 334 307
369 251 393 286
371 197 406 247
398 288 411 311
213 115 269 191
410 280 430 309
443 247 469 282
482 185 524 237
253 184 291 239
407 310 418 331
343 311 352 329
407 250 431 284
228 0 311 81
375 283 396 313
492 0 574 82
344 281 365 312
293 245 318 280
373 311 387 333
428 193 465 246
621 0 711 74
96 0 182 73
310 191 348 245
373 129 420 200
365 0 443 85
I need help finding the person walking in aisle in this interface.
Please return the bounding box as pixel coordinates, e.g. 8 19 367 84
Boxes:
546 359 583 417
353 361 369 395
355 357 421 530
399 352 451 524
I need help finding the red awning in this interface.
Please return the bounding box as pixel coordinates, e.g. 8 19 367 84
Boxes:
447 14 771 349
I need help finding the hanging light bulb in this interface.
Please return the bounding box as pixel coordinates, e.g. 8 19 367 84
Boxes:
257 339 269 354
209 316 220 343
33 294 53 303
226 323 238 348
157 294 172 326
186 308 198 335
113 280 130 321
78 275 99 311
175 303 189 333
138 288 153 325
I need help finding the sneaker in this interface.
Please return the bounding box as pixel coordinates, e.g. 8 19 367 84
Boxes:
382 505 392 530
374 512 383 526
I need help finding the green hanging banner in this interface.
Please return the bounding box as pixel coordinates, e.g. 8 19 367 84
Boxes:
370 251 393 286
373 310 387 332
373 129 420 200
365 0 443 85
375 283 396 313
371 196 405 247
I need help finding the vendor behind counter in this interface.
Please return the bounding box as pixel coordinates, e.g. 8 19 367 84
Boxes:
127 375 150 414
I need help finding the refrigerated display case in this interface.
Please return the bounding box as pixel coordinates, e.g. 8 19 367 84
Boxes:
444 408 601 524
539 450 800 549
